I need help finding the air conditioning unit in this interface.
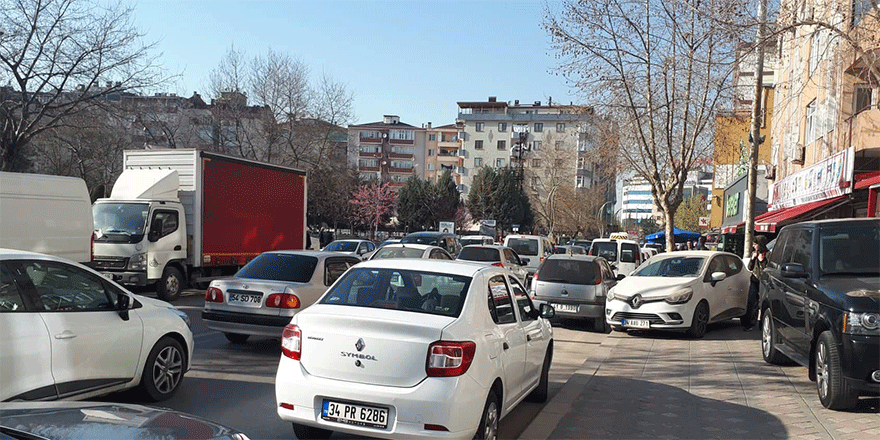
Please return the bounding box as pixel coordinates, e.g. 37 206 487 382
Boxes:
790 145 805 165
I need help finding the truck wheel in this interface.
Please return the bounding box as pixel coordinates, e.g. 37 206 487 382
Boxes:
157 267 183 301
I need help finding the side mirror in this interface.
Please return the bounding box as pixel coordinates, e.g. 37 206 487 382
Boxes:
616 273 626 281
709 271 726 287
610 264 618 271
148 218 163 242
540 303 556 319
117 293 130 321
520 258 530 265
781 263 809 278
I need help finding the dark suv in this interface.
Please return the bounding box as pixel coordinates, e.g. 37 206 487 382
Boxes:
400 231 461 257
759 218 879 410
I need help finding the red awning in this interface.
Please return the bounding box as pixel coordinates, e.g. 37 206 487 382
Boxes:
855 173 880 190
756 196 848 232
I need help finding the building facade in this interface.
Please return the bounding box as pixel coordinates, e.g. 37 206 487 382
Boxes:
348 115 426 189
424 123 464 184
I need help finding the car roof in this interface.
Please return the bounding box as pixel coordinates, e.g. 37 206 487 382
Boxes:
592 238 639 244
461 244 507 250
354 258 492 276
263 250 358 259
376 243 434 250
403 231 455 237
546 254 602 262
504 234 546 239
460 235 494 240
0 248 63 260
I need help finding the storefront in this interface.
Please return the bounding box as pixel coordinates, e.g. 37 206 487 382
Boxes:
720 169 768 256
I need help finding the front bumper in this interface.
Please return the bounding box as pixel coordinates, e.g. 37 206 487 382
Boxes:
275 357 486 440
605 298 694 329
202 309 292 338
100 270 148 286
840 333 880 394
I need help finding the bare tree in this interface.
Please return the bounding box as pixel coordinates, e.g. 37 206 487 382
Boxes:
0 0 168 171
545 0 743 251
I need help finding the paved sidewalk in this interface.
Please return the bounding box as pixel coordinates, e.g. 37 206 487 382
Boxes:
519 323 879 440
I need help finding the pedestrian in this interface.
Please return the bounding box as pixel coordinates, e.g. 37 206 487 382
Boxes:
306 229 312 250
686 240 695 250
744 235 769 331
695 236 708 250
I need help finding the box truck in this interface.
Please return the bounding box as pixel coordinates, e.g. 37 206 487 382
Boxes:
0 172 94 263
92 149 307 301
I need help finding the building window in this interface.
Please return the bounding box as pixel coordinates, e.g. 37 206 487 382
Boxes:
497 140 506 150
498 122 507 132
556 123 565 132
475 140 484 150
390 129 414 140
428 163 435 171
577 157 586 169
855 86 873 113
809 32 820 75
534 123 543 132
476 122 484 132
428 149 434 156
532 159 541 167
533 140 542 150
391 146 414 155
577 176 585 188
531 176 541 188
474 157 483 167
805 99 817 144
429 134 436 141
361 131 380 139
495 158 506 168
390 160 413 170
555 141 563 150
359 159 378 168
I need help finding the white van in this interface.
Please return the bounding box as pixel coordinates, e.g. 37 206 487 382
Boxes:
589 238 643 276
503 234 554 283
0 172 93 263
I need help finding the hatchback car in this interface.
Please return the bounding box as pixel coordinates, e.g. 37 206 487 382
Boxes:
456 244 530 285
532 255 620 332
0 249 193 402
503 235 554 283
275 259 555 440
322 239 376 260
605 251 750 338
202 251 361 343
759 218 879 410
400 231 461 257
368 243 453 261
459 235 495 247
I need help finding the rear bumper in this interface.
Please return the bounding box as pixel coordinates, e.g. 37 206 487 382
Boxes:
202 309 292 337
841 334 880 394
534 298 604 319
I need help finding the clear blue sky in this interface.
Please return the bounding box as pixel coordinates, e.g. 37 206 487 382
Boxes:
133 0 580 126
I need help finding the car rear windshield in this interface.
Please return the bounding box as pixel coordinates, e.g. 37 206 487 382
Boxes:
507 238 538 256
591 242 618 261
235 253 318 282
819 225 879 275
324 241 358 252
460 238 486 247
372 247 425 259
401 235 440 246
320 268 471 317
632 256 705 277
458 247 501 262
538 259 599 284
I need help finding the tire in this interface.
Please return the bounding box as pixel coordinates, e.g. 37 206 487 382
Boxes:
593 317 609 333
474 390 500 440
816 331 859 410
140 337 185 401
527 346 552 403
157 267 183 301
292 423 332 440
686 300 709 339
224 333 249 344
611 325 625 332
761 308 791 365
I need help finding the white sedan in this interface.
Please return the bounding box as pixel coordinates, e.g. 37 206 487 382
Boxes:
605 251 750 338
275 259 555 440
0 249 193 402
367 243 453 261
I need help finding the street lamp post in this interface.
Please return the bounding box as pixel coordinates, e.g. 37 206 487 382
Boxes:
597 200 613 237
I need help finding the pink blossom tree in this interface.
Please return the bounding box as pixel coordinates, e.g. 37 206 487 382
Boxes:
349 182 397 240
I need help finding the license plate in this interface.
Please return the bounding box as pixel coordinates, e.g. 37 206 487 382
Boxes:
322 400 388 429
228 292 262 306
101 273 114 280
552 303 578 313
622 318 650 329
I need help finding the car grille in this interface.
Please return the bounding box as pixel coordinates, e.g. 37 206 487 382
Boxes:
611 312 665 324
93 257 128 270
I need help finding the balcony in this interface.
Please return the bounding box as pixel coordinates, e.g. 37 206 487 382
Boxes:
389 138 414 145
360 136 381 143
389 152 413 159
359 166 379 172
359 150 381 157
389 167 414 173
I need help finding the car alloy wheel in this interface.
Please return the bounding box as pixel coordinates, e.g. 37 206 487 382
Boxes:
815 331 858 410
687 301 709 338
141 337 185 401
761 309 789 365
475 392 499 440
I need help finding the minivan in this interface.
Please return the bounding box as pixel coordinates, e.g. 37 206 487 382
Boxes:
503 234 554 283
589 238 643 276
0 172 94 264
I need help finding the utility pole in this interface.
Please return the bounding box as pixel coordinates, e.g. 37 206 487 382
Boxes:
745 0 768 259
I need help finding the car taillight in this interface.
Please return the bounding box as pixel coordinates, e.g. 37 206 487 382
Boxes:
492 262 504 268
205 287 223 302
426 341 476 377
90 232 95 262
266 293 301 309
281 324 301 360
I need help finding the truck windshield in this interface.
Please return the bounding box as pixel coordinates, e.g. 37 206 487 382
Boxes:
93 203 149 241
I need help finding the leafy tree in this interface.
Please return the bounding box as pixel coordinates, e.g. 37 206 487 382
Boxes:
467 167 533 234
466 167 498 221
434 170 460 222
349 182 397 240
673 195 708 232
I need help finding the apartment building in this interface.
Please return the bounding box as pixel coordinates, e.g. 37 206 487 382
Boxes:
348 115 426 189
424 123 464 184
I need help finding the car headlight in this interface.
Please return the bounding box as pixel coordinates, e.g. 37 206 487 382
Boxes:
665 287 693 304
607 289 616 301
170 308 192 329
128 253 147 271
844 312 880 335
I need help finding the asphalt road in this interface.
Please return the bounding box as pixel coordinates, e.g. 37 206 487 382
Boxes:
99 289 611 439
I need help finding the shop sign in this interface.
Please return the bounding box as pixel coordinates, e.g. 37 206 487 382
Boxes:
769 147 854 210
725 192 740 218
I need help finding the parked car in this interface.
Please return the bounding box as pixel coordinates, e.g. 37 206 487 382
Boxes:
456 244 530 286
378 238 401 248
568 239 593 250
322 239 377 260
368 243 453 261
274 259 555 440
0 401 249 440
400 231 461 257
553 245 587 255
531 255 620 332
589 238 644 276
503 234 555 284
759 218 879 410
0 249 193 402
605 250 750 338
202 251 361 344
459 235 495 247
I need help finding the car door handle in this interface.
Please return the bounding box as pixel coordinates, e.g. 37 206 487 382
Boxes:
174 245 182 251
54 331 77 340
503 342 510 350
526 334 532 341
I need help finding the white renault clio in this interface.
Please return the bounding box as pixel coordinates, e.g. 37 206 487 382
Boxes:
275 259 555 440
